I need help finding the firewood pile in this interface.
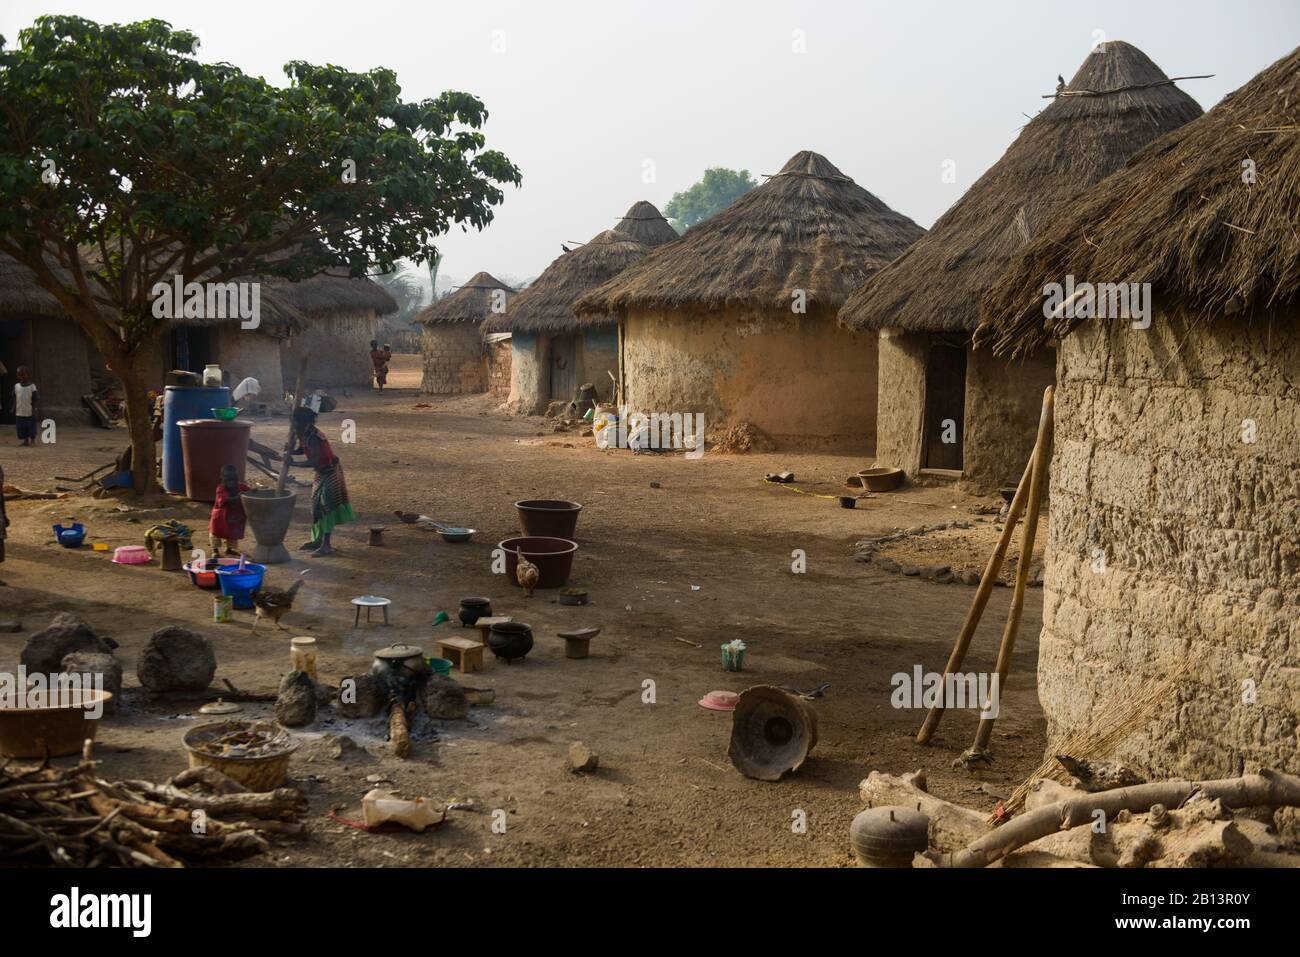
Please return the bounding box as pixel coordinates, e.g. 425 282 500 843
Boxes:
0 752 308 868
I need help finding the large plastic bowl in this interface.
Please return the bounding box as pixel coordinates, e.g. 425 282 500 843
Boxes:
215 562 267 609
514 500 583 539
498 536 578 589
0 688 114 759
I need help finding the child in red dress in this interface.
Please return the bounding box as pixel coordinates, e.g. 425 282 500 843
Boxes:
209 464 250 556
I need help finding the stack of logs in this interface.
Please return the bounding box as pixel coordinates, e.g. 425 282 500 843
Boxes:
0 750 307 868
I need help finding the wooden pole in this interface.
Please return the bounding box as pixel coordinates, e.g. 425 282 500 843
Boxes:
970 385 1054 755
915 447 1037 744
276 355 309 494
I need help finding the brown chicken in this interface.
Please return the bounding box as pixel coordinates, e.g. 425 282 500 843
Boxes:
516 552 540 598
251 571 308 632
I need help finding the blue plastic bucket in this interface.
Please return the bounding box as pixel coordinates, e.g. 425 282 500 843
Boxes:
215 562 267 610
52 523 87 548
162 386 232 494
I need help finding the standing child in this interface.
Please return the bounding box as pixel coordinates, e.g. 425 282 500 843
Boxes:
13 366 38 446
208 464 250 556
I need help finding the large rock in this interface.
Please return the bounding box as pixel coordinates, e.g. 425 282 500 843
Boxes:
60 652 123 716
420 674 469 720
336 674 386 718
276 670 317 727
21 613 116 674
136 626 216 693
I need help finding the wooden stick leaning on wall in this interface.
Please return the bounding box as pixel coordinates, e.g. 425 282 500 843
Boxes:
276 355 309 494
968 385 1054 758
915 445 1037 745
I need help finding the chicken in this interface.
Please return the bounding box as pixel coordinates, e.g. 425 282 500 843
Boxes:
516 552 540 598
251 571 308 633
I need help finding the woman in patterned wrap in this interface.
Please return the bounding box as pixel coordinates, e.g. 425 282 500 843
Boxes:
289 406 354 556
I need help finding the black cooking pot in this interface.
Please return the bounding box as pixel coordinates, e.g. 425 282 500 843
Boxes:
370 644 427 698
458 597 493 627
487 622 533 663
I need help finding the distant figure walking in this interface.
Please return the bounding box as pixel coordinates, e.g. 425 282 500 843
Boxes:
369 340 392 390
289 406 354 556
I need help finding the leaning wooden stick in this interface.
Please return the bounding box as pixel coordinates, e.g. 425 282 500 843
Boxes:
916 446 1037 745
969 385 1054 756
276 355 309 494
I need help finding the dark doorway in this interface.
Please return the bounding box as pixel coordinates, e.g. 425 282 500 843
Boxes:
0 318 29 425
170 326 216 374
549 334 577 401
922 336 966 471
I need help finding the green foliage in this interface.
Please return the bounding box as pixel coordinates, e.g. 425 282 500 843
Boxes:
0 15 520 350
662 167 756 232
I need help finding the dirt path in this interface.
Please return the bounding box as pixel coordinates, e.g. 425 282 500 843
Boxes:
0 354 1045 866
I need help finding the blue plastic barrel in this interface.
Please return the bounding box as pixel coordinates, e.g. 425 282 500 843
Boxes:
162 386 231 494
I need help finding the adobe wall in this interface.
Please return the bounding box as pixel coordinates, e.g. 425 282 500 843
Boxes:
487 339 511 397
507 332 548 414
964 343 1056 494
420 323 488 394
874 331 927 475
216 326 285 399
581 326 619 402
31 316 94 412
622 305 877 451
281 311 376 390
1041 308 1299 779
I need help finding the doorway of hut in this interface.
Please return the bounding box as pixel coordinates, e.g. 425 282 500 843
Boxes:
549 333 577 401
922 335 966 471
170 326 217 377
0 318 29 425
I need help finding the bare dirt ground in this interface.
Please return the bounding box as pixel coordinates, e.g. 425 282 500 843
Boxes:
0 354 1046 867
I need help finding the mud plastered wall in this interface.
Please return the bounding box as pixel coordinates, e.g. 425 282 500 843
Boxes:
1042 309 1299 779
874 331 927 476
622 305 878 450
284 312 376 390
963 344 1056 494
507 332 548 414
420 323 487 394
217 326 285 399
29 315 93 411
581 326 619 401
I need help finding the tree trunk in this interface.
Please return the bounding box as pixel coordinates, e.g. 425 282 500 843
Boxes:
118 335 167 495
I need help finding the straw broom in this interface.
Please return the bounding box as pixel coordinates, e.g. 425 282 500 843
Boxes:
991 657 1194 824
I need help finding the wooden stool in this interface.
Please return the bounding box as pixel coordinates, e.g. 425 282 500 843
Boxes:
437 636 485 674
159 538 183 571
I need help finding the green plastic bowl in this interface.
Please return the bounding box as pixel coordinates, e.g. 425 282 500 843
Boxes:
426 657 453 676
211 407 240 420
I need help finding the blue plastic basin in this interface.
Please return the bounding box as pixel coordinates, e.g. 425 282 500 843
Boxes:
215 562 267 610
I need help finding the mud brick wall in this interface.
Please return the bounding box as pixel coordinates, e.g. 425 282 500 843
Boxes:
874 331 928 475
284 312 377 390
623 305 878 451
1042 309 1299 779
487 339 512 397
420 323 488 394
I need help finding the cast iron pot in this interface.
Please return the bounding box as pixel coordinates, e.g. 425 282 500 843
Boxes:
498 536 578 589
514 500 583 539
487 621 534 663
458 597 493 627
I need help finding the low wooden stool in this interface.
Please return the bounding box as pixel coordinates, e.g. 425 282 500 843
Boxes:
437 636 485 674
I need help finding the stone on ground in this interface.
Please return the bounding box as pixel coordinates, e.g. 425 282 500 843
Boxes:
136 626 216 693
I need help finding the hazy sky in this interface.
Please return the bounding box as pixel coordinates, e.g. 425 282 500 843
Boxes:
4 1 1297 284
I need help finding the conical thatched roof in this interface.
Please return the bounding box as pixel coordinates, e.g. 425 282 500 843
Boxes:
416 271 514 325
482 229 651 333
575 151 924 316
260 272 398 320
978 45 1300 358
840 41 1203 334
0 253 67 318
614 201 679 247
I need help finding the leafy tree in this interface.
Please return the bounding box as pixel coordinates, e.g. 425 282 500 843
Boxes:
0 16 519 490
663 167 757 232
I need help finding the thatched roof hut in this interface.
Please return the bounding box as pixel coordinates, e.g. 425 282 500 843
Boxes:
482 230 652 335
978 43 1299 355
415 271 515 395
833 42 1202 490
0 253 66 317
572 151 922 450
416 271 514 326
578 151 923 316
841 41 1203 335
968 46 1300 784
614 200 680 247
